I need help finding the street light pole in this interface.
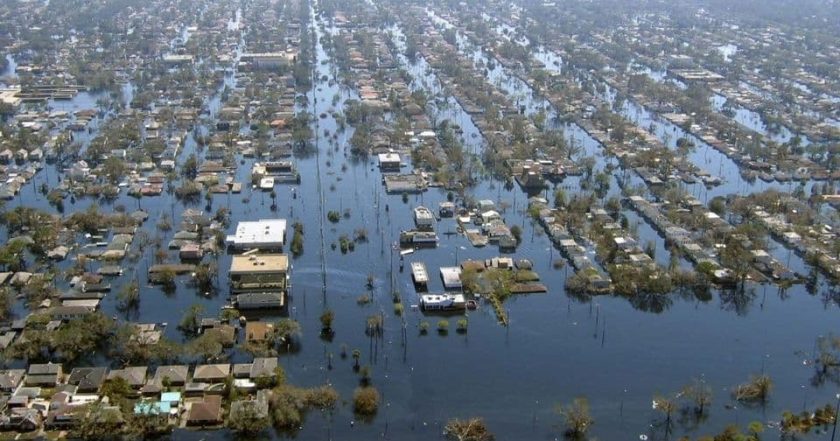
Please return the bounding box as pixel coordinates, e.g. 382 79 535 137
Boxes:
832 392 840 441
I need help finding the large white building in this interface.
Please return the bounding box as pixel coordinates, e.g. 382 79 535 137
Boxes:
226 219 287 250
239 52 296 69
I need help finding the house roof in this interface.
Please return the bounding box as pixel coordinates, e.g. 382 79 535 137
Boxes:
250 357 278 379
192 364 231 381
236 292 284 308
245 322 273 342
108 366 147 387
28 363 61 375
230 254 288 274
68 367 108 392
0 369 25 390
226 219 287 248
187 395 223 424
153 365 188 384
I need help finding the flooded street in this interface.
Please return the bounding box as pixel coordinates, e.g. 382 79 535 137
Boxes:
0 0 839 440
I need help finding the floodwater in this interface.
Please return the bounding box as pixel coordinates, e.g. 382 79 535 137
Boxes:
2 2 840 441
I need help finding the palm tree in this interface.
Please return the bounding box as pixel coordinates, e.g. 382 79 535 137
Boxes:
352 349 361 370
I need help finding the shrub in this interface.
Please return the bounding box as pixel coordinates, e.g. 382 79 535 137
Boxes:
353 387 380 416
456 318 468 333
437 320 449 334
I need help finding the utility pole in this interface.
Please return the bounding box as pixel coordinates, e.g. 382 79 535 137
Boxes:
831 392 839 441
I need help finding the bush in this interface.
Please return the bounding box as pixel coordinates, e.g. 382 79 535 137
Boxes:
456 318 468 333
271 384 339 430
444 418 494 441
437 320 449 334
510 225 522 243
353 387 380 416
319 309 334 331
291 222 304 256
304 385 339 410
733 374 772 403
327 210 341 223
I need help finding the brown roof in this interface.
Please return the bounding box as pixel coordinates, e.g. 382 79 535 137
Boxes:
153 365 188 385
245 322 273 342
107 366 147 387
230 254 288 274
187 395 222 425
192 364 231 381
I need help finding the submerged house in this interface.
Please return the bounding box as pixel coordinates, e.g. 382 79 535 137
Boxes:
230 254 289 310
225 219 287 251
419 293 466 311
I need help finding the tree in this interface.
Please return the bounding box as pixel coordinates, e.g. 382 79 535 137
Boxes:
291 222 304 256
100 377 134 408
556 397 593 439
353 386 380 416
510 225 522 244
445 418 495 441
269 384 338 432
0 287 12 321
53 312 115 363
182 153 198 179
178 304 204 337
682 378 712 416
126 413 172 439
653 394 677 429
720 237 753 290
274 318 301 346
352 349 362 370
116 280 140 311
194 262 217 294
319 309 334 333
709 196 726 216
102 156 127 184
733 375 772 403
110 325 182 365
157 267 176 291
188 331 225 362
71 403 124 441
228 401 270 436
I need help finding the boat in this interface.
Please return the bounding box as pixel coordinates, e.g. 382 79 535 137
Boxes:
259 177 275 190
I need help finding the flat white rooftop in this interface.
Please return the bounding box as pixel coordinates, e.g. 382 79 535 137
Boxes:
226 219 287 249
440 266 462 289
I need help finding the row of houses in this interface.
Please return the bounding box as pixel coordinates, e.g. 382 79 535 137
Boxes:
0 358 279 431
529 197 613 291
